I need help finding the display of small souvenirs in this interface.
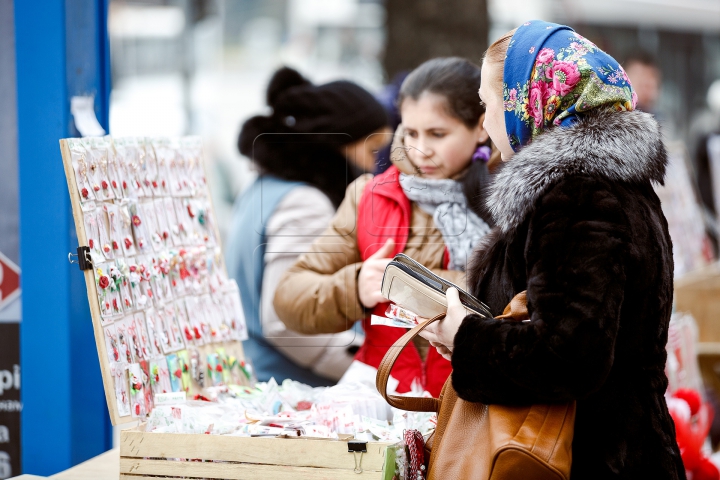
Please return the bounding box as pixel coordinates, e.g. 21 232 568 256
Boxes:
655 141 712 277
65 136 248 420
142 378 436 443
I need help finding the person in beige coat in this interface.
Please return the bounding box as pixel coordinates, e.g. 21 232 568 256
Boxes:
274 58 496 396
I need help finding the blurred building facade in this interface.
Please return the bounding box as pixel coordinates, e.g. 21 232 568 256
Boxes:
107 0 720 244
109 0 387 240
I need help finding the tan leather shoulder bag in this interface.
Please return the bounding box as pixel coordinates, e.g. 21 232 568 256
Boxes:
376 292 576 480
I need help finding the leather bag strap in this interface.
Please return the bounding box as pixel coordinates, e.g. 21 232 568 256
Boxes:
376 314 445 412
375 291 529 412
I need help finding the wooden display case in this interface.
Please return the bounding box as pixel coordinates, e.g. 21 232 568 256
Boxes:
59 137 393 479
119 425 391 479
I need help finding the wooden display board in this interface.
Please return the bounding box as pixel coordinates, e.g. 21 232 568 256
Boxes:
60 136 250 426
60 136 393 479
674 262 720 435
675 262 720 345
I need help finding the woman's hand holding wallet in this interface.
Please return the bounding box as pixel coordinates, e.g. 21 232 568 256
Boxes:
418 287 469 360
379 253 491 360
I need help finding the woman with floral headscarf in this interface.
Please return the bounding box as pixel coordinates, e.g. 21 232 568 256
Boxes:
420 21 686 479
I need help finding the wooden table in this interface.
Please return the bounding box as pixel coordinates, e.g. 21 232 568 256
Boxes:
9 448 119 480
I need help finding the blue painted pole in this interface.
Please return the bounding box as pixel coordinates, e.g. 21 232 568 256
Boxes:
16 0 111 474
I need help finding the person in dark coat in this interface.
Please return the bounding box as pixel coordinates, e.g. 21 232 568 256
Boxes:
420 21 686 479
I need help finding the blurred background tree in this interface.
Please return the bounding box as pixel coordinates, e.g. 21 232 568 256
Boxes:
382 0 489 78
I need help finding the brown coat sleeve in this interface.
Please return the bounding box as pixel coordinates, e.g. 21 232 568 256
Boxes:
273 175 371 334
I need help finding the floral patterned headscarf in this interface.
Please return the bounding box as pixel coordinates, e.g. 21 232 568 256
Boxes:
503 20 637 151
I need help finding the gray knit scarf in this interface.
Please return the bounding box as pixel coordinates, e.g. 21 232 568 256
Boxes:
399 173 491 271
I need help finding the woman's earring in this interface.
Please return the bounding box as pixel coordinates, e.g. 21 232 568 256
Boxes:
471 145 492 163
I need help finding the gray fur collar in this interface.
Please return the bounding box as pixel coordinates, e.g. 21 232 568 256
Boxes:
487 110 667 233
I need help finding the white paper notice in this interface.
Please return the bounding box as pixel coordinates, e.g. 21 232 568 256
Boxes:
70 96 106 137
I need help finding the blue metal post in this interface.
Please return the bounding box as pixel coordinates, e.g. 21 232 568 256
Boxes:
16 0 111 474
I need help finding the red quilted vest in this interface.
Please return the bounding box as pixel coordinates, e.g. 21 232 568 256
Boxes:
355 165 452 397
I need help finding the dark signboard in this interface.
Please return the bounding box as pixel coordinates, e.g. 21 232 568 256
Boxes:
0 322 20 479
